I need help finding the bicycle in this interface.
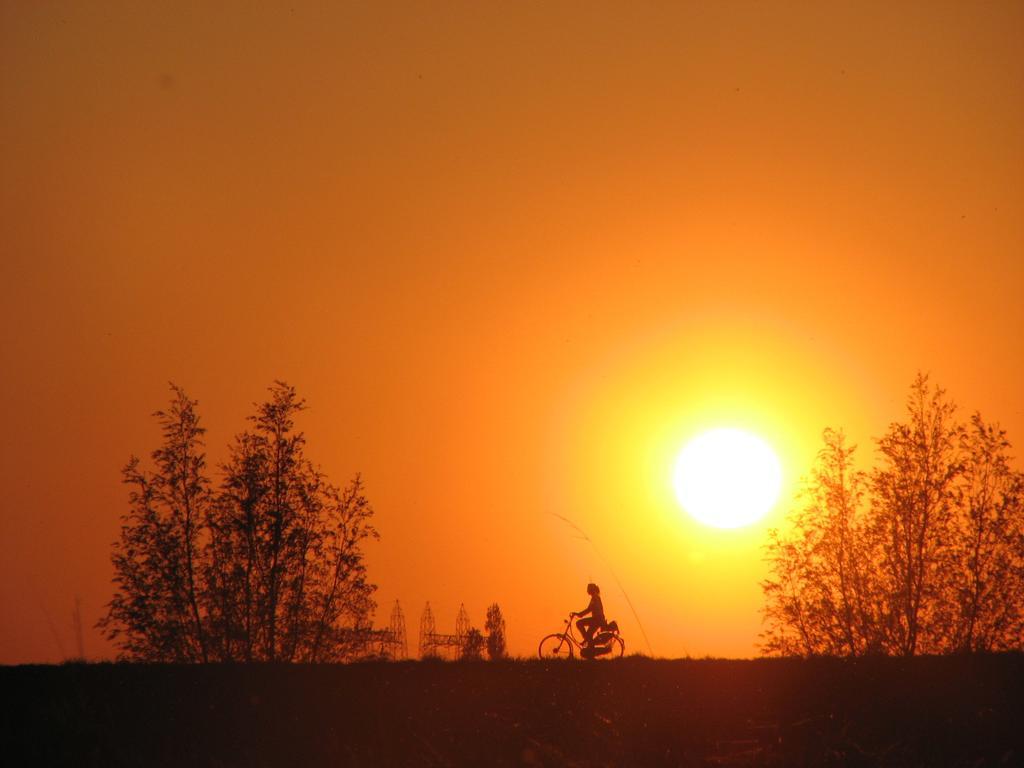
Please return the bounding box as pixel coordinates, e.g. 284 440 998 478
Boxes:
538 614 625 659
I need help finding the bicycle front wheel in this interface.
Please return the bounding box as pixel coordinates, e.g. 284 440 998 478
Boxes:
538 633 575 659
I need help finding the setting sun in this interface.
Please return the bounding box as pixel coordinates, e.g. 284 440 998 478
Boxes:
673 428 783 529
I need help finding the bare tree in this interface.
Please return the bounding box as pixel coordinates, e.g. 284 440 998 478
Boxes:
760 526 815 656
100 385 211 662
485 603 507 659
207 382 377 662
761 429 880 656
871 373 963 655
944 414 1024 651
306 475 378 662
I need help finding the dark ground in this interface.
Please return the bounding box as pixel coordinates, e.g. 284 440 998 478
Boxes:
3 655 1022 767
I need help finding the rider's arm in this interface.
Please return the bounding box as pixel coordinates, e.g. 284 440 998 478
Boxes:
574 597 597 618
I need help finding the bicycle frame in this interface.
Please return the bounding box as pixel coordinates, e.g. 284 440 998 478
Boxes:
551 615 584 654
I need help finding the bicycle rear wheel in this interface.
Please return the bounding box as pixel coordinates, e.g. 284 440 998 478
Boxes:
538 633 574 659
605 636 625 658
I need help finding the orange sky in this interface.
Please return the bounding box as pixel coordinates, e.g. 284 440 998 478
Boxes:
2 1 1022 663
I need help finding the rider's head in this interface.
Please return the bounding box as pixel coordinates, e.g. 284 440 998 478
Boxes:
587 582 600 596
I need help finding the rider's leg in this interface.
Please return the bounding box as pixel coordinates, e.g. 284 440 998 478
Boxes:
577 618 596 646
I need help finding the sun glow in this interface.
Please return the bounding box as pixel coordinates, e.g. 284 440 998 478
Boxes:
672 428 783 529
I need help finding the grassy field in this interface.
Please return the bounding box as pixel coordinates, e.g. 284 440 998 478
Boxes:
3 654 1022 767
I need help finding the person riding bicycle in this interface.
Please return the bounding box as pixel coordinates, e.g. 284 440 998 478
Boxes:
571 582 606 647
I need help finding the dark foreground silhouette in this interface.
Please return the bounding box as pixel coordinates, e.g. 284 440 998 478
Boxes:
3 655 1022 767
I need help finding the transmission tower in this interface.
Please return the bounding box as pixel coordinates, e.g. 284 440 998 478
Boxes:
419 602 437 657
419 602 476 658
342 601 409 660
455 603 471 644
386 600 408 659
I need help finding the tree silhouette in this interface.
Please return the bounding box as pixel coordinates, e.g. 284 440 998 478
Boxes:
101 382 377 662
944 414 1024 651
461 628 485 660
761 429 881 656
762 374 1024 656
871 373 962 655
99 385 211 662
485 603 507 659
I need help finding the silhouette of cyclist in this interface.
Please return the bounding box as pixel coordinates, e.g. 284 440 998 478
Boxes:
571 582 606 647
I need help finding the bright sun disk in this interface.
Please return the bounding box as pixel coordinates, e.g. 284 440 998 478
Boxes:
672 428 782 529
